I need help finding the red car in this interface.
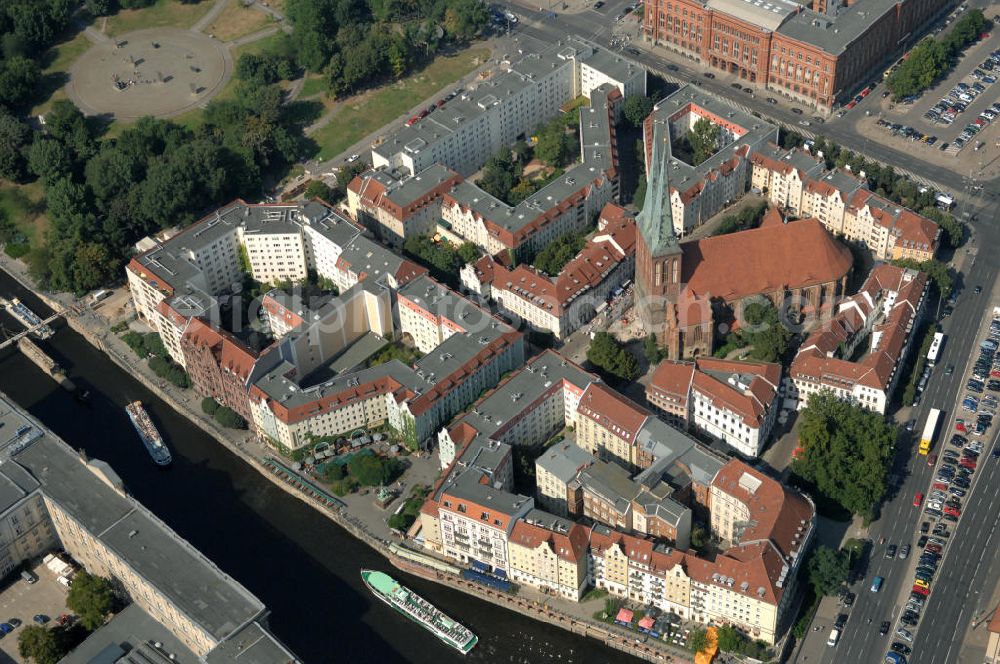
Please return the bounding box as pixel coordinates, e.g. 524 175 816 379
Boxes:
933 482 949 491
912 584 930 596
925 543 943 554
956 420 967 433
927 454 938 467
961 458 977 469
944 506 961 518
405 116 420 127
847 101 857 109
913 492 924 507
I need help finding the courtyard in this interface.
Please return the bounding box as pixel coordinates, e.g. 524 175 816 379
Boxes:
0 560 72 662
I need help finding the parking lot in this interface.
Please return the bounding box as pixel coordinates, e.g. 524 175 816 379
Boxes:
848 5 1000 176
0 561 71 662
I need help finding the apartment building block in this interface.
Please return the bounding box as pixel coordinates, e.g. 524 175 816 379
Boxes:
750 143 941 261
536 442 595 516
576 383 652 470
642 0 948 111
417 349 812 642
644 88 777 237
507 509 590 600
180 318 259 423
372 36 644 178
438 470 533 574
461 204 636 339
790 264 928 413
347 164 463 247
437 349 594 469
249 276 525 451
647 358 782 457
126 200 427 368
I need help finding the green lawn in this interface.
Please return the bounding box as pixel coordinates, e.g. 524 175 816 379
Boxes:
308 46 490 161
106 0 216 36
30 31 92 118
0 182 48 246
205 0 272 42
299 74 327 99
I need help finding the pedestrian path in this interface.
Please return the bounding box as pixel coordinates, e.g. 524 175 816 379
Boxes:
191 0 228 34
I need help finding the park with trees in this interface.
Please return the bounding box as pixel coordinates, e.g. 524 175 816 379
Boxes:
791 391 897 522
286 0 489 98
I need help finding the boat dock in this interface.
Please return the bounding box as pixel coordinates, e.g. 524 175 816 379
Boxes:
0 296 69 348
17 337 75 392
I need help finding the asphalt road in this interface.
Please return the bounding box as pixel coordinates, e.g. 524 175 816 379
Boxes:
505 0 1000 196
799 197 1000 664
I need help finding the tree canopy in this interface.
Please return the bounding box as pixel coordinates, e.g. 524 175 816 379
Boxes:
891 258 952 299
587 331 639 382
287 0 488 97
643 334 666 364
807 545 850 596
687 117 719 166
67 571 115 631
20 76 310 294
713 201 768 236
887 10 986 98
532 230 586 276
687 627 710 653
402 233 466 286
737 298 791 363
477 149 521 203
622 95 653 128
533 113 577 168
792 391 897 520
17 625 65 664
348 453 402 486
214 406 248 429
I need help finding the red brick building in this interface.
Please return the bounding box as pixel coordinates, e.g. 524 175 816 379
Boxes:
180 318 259 423
643 0 949 110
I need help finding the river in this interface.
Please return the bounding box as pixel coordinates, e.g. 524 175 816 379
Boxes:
0 268 640 664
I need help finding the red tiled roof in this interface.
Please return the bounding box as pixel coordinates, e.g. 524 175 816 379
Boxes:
792 265 927 391
712 459 813 560
577 383 650 443
680 218 852 302
648 361 696 405
509 519 590 563
691 358 781 429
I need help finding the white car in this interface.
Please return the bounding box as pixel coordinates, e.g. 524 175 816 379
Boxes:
896 627 914 642
347 154 360 163
927 501 944 511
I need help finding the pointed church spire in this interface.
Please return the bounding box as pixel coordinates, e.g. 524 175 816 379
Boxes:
636 119 681 257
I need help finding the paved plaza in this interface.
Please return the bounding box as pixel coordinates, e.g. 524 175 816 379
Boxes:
68 27 232 120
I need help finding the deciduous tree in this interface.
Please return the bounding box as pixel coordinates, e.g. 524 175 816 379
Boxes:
67 571 115 630
792 392 897 519
17 625 64 664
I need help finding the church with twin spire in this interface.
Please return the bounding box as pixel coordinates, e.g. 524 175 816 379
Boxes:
635 107 854 359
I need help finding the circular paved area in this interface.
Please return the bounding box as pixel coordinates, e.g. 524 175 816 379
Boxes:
68 27 232 120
